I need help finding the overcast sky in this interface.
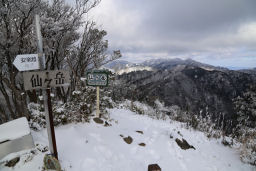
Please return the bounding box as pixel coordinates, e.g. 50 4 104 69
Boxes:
88 0 256 68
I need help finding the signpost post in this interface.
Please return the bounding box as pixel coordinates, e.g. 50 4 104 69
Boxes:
96 86 100 117
12 15 70 160
34 15 60 159
86 70 109 118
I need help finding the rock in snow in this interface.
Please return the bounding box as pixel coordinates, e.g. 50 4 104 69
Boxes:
0 108 254 171
123 136 133 144
175 138 196 150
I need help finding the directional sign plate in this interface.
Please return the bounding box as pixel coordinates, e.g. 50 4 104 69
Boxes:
13 54 42 71
86 70 109 87
23 70 70 90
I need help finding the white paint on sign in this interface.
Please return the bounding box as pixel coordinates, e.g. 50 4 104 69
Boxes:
23 70 70 90
13 54 42 71
86 72 108 86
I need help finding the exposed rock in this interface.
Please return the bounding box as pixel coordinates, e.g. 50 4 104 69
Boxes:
37 145 48 153
175 138 195 150
170 134 173 139
5 157 20 167
148 163 161 171
120 134 124 137
136 130 144 134
93 117 104 124
31 150 36 154
104 121 111 127
43 155 61 171
138 143 146 146
221 139 232 147
123 136 133 144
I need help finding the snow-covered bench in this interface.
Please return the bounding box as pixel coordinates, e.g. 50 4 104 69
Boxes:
0 117 34 159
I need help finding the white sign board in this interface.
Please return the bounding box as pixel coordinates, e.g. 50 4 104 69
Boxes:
23 70 70 90
13 54 42 71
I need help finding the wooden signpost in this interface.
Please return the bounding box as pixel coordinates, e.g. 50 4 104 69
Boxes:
86 70 109 118
13 15 70 160
23 70 70 90
13 54 42 71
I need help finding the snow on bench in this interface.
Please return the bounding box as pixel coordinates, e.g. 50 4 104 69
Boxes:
0 117 34 159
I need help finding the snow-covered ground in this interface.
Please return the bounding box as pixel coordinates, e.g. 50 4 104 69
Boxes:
1 108 255 171
0 117 30 142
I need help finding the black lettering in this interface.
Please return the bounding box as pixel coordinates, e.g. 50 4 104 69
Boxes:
30 74 42 88
54 72 65 85
21 58 25 63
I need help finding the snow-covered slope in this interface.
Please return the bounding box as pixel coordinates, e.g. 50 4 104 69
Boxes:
117 66 153 75
0 108 254 171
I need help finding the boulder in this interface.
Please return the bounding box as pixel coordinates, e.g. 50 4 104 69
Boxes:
138 143 146 146
136 130 143 134
123 136 133 144
175 138 195 150
93 118 104 124
43 155 61 171
5 157 20 167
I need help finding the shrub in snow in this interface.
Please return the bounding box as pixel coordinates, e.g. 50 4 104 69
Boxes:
232 86 256 166
236 127 256 166
28 103 46 131
28 86 117 130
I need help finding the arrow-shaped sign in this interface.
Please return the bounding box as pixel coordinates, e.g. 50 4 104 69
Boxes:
13 54 42 71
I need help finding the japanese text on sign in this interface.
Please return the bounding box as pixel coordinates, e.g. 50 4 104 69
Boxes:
86 71 109 87
21 56 37 63
23 70 70 90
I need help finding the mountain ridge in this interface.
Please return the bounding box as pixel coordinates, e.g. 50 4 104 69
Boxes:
112 60 256 134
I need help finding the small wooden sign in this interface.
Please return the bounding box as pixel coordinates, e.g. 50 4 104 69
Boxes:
13 54 41 71
23 70 70 90
86 70 109 87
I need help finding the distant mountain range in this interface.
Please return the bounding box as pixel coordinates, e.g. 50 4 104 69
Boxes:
105 58 256 74
109 58 256 133
105 58 228 73
142 58 228 71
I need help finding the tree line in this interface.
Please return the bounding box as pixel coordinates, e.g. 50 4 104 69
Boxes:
0 0 121 123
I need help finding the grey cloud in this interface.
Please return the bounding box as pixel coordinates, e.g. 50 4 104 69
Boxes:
91 0 256 66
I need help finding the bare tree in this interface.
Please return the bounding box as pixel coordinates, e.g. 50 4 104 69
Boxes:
0 0 104 122
0 0 43 121
67 21 121 91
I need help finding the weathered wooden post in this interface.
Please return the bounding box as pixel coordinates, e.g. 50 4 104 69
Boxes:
96 86 100 117
35 14 58 159
86 70 109 118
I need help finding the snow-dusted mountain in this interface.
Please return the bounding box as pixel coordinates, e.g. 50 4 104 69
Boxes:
104 60 153 75
105 58 228 74
239 68 256 75
103 60 135 71
112 59 256 134
142 58 227 71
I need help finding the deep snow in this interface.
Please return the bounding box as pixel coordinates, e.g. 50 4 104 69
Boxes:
0 117 30 143
0 108 255 171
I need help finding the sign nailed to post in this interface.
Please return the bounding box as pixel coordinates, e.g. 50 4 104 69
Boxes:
13 54 45 71
86 70 109 87
86 70 109 118
23 70 70 90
